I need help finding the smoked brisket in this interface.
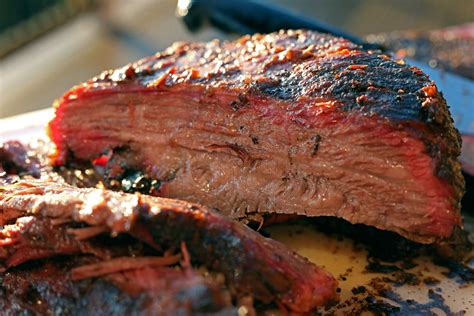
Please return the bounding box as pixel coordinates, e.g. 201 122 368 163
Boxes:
0 178 337 313
48 30 464 243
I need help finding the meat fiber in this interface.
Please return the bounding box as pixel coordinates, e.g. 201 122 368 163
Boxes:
48 30 464 243
0 179 337 312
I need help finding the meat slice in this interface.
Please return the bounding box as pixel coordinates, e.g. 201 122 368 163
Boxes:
0 141 41 178
368 23 474 186
0 179 337 312
48 30 464 243
0 203 238 314
0 216 100 268
0 259 238 315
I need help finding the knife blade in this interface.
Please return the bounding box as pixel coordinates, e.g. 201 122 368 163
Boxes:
404 58 473 135
177 0 474 136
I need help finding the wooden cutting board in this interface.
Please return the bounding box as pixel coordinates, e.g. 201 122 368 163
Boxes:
1 109 473 315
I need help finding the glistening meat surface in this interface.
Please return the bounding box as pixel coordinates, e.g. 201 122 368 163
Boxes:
0 179 337 312
48 30 464 243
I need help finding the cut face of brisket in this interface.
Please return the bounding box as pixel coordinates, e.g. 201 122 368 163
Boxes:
48 30 463 243
0 178 338 313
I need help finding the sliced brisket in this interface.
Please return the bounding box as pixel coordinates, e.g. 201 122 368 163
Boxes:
48 30 464 244
0 141 41 178
0 140 101 188
368 23 474 204
0 179 337 312
0 258 237 315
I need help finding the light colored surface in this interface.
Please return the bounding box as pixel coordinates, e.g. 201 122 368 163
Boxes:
0 108 53 142
269 223 473 314
1 108 473 314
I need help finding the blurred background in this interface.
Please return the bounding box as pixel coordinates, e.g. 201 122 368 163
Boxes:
0 0 473 118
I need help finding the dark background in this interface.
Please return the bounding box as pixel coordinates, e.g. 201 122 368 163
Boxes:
1 0 473 58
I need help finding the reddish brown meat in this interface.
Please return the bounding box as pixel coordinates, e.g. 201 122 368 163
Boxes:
0 198 237 314
0 179 338 312
0 258 237 315
48 30 463 243
0 141 41 178
0 216 98 268
368 23 474 191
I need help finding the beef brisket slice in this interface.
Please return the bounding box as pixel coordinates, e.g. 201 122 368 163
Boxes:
0 259 236 316
0 179 337 312
48 30 464 243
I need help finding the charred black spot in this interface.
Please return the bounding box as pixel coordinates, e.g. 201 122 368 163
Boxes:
251 136 259 145
230 101 240 111
24 284 42 306
310 135 321 156
230 94 249 111
351 286 366 295
120 169 162 195
423 276 440 286
256 71 302 101
366 260 401 274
